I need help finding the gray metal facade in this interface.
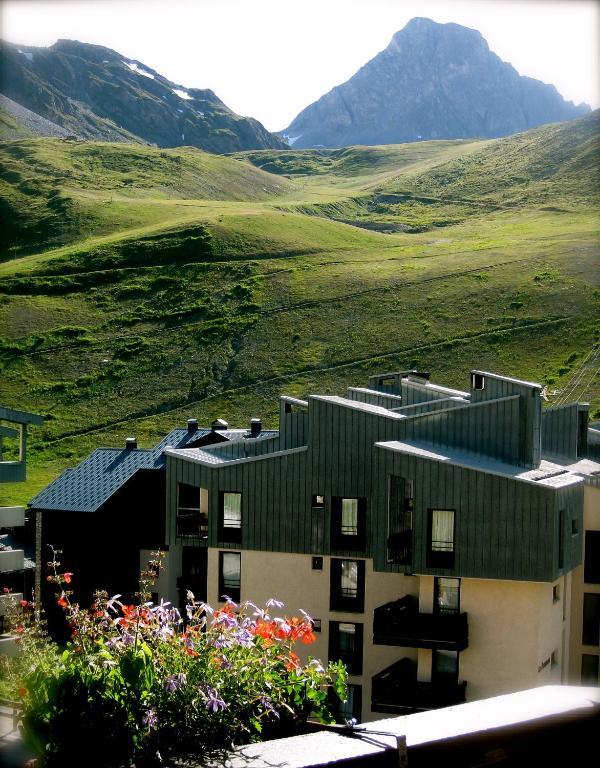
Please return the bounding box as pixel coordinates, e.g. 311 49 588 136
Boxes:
165 370 588 583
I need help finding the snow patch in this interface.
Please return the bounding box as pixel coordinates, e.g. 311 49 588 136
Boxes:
287 135 301 146
18 50 34 62
123 61 155 79
172 88 193 100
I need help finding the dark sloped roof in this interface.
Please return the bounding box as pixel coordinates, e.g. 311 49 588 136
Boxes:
28 426 279 513
29 427 212 513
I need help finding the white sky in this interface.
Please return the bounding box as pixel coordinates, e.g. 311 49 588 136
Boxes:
1 0 598 131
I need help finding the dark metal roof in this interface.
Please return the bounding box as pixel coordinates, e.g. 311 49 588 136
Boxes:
28 427 212 513
28 426 279 513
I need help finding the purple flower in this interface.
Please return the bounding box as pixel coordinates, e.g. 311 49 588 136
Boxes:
142 709 158 729
164 673 187 693
266 598 284 609
122 632 134 646
205 688 227 713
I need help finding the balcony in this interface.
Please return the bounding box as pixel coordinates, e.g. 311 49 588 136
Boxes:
373 596 469 651
0 549 24 574
0 506 25 528
176 512 208 539
371 658 467 714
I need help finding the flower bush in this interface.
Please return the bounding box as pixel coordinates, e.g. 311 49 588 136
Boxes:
2 551 347 767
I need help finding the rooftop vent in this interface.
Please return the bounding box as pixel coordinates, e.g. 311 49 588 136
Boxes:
211 418 229 432
187 418 199 434
125 437 137 450
250 418 262 438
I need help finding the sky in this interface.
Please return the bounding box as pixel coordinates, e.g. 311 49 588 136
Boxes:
1 0 598 131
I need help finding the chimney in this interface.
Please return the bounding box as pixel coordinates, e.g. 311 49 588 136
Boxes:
250 418 262 438
125 437 137 450
187 418 199 434
211 418 229 432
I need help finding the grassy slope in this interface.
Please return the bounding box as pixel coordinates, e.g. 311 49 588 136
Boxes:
1 114 598 505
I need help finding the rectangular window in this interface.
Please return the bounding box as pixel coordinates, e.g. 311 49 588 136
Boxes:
330 559 365 613
218 552 241 603
581 654 599 684
336 683 362 724
219 492 241 543
387 476 413 565
434 577 461 615
331 497 366 551
582 593 600 646
176 483 208 538
328 622 364 675
558 509 565 569
432 649 459 685
427 509 455 569
312 495 325 506
584 532 600 584
471 373 485 390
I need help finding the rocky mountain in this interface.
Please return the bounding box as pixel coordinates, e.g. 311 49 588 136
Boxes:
282 17 590 148
0 39 286 153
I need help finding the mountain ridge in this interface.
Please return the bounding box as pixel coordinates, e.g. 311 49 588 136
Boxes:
0 38 287 153
282 17 590 148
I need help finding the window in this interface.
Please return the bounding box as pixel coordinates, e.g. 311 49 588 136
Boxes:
176 483 208 538
219 492 241 543
312 556 323 570
330 559 365 613
471 373 485 390
328 622 363 675
427 509 455 569
218 552 241 603
558 509 565 569
572 518 580 536
312 495 325 506
581 654 599 684
432 649 459 685
584 532 600 584
582 593 600 646
553 584 560 604
335 683 362 724
434 577 461 615
331 497 366 551
312 619 322 632
387 476 413 565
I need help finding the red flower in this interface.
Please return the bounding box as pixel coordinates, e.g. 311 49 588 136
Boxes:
62 573 73 584
57 596 68 608
285 652 300 671
17 687 26 698
15 624 24 634
19 599 28 607
2 587 9 594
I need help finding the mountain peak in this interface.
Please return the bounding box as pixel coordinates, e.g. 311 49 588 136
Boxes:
0 38 286 152
283 19 589 148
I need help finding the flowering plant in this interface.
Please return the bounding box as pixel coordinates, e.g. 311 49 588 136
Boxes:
2 551 347 767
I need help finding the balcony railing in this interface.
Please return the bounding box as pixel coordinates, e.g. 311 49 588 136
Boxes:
0 506 25 528
0 549 24 574
371 658 467 714
387 529 412 565
176 512 208 539
373 596 468 651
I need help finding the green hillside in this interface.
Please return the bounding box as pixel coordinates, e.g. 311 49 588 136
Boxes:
1 115 598 506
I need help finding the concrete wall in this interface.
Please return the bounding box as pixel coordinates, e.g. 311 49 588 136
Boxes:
569 484 600 682
459 578 566 702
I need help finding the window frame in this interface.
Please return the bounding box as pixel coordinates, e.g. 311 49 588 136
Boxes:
427 508 456 569
328 621 364 675
582 592 600 646
176 482 209 539
218 491 242 544
584 531 600 584
330 496 367 552
330 558 365 613
218 551 241 603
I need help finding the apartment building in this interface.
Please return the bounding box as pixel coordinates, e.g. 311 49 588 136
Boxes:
158 369 598 722
0 406 43 656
